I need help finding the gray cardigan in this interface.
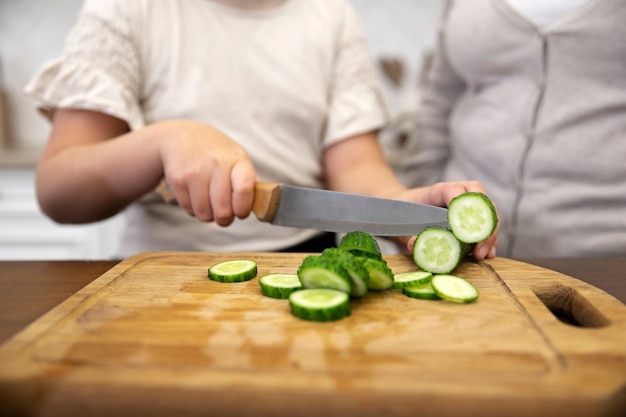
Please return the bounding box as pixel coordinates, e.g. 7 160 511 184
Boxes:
405 0 626 257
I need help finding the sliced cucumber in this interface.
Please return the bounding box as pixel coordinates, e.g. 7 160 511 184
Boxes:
320 248 369 298
297 254 352 294
448 192 498 244
362 257 394 291
208 259 257 283
431 274 479 303
289 288 351 322
393 270 433 289
338 231 382 260
402 284 440 300
259 273 302 299
412 227 472 274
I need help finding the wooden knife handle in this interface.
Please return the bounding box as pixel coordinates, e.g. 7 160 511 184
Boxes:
158 180 176 204
252 182 282 222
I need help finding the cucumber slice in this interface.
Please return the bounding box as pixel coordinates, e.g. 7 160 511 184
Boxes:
448 192 498 244
259 273 302 299
431 274 479 303
338 231 382 260
362 257 394 290
297 254 352 294
289 288 351 322
208 259 257 283
412 227 472 274
319 248 369 298
402 284 440 300
393 271 433 289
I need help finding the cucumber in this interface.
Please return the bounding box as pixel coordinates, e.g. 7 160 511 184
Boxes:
297 254 352 294
448 192 498 244
208 259 257 283
402 284 440 300
338 231 383 260
259 273 302 299
289 288 351 322
319 248 369 298
393 270 433 289
412 227 472 274
362 257 394 290
431 274 479 303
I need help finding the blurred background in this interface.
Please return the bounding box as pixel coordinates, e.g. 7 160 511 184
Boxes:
0 0 444 259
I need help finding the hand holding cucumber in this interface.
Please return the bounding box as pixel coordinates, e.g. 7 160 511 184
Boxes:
398 182 499 260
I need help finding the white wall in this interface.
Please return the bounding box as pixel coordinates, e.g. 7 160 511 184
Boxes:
0 0 84 149
0 0 443 149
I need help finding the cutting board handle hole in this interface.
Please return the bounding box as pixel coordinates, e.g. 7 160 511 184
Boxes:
532 284 610 328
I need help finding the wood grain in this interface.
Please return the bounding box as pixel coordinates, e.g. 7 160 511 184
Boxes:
0 253 624 417
251 182 282 222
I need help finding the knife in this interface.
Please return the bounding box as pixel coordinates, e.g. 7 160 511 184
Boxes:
252 182 448 236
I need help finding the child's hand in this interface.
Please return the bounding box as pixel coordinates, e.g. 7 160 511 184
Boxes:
158 121 257 226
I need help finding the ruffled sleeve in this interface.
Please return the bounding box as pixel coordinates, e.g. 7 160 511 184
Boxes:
324 1 390 145
24 2 144 130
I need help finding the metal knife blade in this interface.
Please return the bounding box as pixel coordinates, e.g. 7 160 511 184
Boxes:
252 182 448 236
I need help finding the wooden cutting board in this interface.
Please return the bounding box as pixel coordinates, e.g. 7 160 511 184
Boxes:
0 252 625 417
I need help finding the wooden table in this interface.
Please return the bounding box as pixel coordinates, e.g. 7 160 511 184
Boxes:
0 256 624 346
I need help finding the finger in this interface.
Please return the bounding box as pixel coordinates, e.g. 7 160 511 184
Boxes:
417 182 465 208
230 159 256 219
438 180 486 206
209 168 235 227
167 176 195 218
187 175 214 222
473 239 496 260
460 180 487 194
472 220 499 260
397 235 417 255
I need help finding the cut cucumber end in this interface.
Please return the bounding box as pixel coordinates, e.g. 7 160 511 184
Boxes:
297 254 352 294
412 227 467 274
319 248 369 298
259 273 303 299
431 274 479 303
298 266 352 293
448 192 498 244
208 259 257 283
362 257 394 290
289 289 351 322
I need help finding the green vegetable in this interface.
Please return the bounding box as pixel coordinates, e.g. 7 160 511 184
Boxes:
259 273 302 299
319 248 370 298
208 259 257 283
297 254 353 294
431 274 479 303
412 227 472 274
362 257 394 290
338 231 383 260
393 270 433 289
289 288 351 322
402 284 440 300
447 192 498 244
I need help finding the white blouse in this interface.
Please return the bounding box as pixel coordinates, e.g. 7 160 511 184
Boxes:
25 0 389 256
